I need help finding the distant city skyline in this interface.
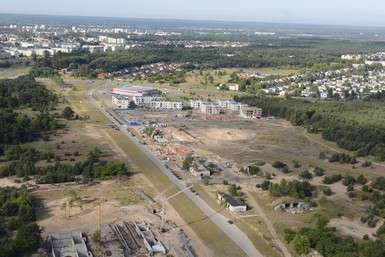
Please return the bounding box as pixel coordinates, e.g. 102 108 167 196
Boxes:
2 0 385 27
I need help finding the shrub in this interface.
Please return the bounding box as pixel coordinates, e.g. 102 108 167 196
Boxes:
299 170 313 180
261 180 271 191
249 166 260 175
361 161 372 167
323 174 342 184
272 161 287 169
223 180 229 185
292 160 301 168
313 166 325 176
282 166 290 173
323 187 333 196
342 175 356 186
319 196 328 205
357 174 367 185
348 191 356 198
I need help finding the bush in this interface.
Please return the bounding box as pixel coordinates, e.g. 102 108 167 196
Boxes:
73 151 79 156
202 177 210 186
319 196 328 205
323 187 333 196
328 153 357 164
342 175 356 186
272 161 287 169
313 166 325 176
361 161 372 167
282 166 290 173
292 160 301 168
348 191 356 198
223 180 229 185
357 174 367 185
347 185 354 192
372 177 385 191
261 180 271 191
368 218 379 228
299 170 313 180
323 174 342 184
248 166 260 175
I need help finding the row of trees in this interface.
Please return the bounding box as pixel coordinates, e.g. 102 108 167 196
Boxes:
264 179 314 199
0 147 131 184
235 95 385 160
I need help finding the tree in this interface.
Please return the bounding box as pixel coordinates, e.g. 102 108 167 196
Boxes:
202 177 210 186
62 107 74 120
182 155 194 170
14 223 41 252
229 184 238 197
91 229 102 244
292 234 311 255
60 202 67 219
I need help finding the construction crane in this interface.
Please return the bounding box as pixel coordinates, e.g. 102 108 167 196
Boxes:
160 185 193 232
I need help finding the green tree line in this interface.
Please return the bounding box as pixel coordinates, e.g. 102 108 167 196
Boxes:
235 95 385 160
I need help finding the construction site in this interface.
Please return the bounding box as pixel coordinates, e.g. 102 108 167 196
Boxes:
36 178 204 257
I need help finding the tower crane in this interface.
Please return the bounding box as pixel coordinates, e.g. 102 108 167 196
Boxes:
160 185 193 232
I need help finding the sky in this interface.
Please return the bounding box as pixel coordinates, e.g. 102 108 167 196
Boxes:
1 0 385 27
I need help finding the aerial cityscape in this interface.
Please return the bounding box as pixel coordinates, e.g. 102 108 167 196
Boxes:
1 2 385 257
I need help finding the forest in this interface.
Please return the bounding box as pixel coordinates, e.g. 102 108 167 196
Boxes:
0 186 41 257
29 37 381 77
235 95 385 160
0 75 59 145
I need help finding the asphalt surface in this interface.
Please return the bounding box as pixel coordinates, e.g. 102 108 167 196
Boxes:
86 87 263 257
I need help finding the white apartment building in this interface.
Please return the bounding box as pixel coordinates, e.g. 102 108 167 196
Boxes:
112 95 130 109
133 96 163 105
200 102 221 115
217 99 237 109
149 101 183 110
228 102 248 113
189 100 204 109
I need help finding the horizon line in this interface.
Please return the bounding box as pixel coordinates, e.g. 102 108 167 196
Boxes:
1 12 385 30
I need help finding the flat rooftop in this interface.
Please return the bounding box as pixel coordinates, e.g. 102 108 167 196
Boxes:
114 85 157 93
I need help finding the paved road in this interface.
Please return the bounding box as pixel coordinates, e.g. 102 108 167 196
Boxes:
86 87 263 257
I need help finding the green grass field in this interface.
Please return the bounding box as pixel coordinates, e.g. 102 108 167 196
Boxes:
0 66 30 79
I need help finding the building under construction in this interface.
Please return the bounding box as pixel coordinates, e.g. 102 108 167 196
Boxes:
110 220 166 257
49 231 93 257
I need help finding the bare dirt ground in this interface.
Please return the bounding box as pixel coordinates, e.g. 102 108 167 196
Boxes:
328 216 378 239
34 178 213 257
